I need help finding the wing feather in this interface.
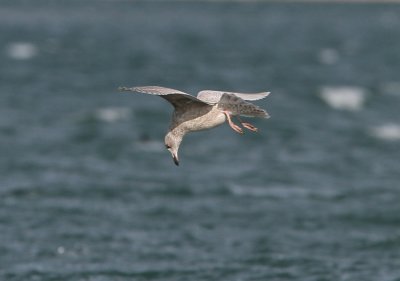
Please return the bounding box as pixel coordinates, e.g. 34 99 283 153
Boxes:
197 90 270 104
118 86 212 109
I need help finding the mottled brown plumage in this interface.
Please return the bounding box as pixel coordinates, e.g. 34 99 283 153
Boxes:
118 86 270 165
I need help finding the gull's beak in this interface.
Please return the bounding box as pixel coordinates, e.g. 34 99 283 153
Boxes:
172 154 179 166
168 149 179 166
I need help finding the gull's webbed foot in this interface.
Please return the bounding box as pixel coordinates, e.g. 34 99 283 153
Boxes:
237 117 258 132
242 122 258 132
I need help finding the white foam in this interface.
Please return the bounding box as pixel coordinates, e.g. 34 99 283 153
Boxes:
318 48 339 65
57 246 65 255
6 42 38 60
370 124 400 141
95 107 131 122
319 86 367 111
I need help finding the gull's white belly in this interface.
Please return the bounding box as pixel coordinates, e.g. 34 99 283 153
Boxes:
172 105 226 132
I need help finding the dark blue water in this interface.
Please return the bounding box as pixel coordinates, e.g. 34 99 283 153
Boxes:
1 1 400 280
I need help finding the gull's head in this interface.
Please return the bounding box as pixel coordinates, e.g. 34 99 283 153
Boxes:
164 132 182 166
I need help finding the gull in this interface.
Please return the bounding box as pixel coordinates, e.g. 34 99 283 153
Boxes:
118 86 270 166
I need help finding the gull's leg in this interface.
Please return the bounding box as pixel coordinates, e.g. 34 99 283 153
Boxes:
223 111 243 134
236 116 258 132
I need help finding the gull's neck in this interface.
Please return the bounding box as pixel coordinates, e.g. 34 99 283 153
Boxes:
165 127 185 146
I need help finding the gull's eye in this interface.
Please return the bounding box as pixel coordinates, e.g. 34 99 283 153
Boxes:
165 144 171 149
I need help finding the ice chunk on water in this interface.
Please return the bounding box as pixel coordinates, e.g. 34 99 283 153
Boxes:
95 107 131 122
320 86 367 111
318 48 339 65
57 246 65 255
370 124 400 141
6 42 38 60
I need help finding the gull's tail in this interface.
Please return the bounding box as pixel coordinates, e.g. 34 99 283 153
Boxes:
217 93 270 118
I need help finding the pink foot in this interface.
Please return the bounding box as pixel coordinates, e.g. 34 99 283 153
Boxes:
236 117 258 132
223 112 243 134
242 122 258 132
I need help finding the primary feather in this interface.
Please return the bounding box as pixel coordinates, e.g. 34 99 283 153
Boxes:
197 90 270 104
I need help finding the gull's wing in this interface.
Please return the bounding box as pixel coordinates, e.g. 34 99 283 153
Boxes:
197 90 270 104
118 86 212 109
217 93 269 118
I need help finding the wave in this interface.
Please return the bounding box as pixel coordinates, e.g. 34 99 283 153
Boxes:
6 42 37 60
319 86 367 111
369 123 400 141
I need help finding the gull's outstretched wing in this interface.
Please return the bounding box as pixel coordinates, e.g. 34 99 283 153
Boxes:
197 90 270 104
217 93 269 118
118 86 212 109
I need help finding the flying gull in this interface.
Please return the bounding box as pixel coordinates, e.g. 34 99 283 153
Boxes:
118 86 270 166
